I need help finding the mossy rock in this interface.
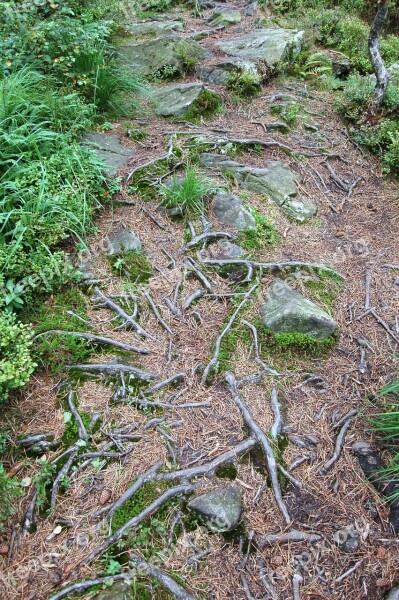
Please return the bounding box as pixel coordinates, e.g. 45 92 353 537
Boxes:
152 83 222 120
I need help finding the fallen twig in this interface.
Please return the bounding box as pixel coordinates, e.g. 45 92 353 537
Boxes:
257 529 322 548
335 560 363 584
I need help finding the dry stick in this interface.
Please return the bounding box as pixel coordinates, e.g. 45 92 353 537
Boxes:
257 529 322 548
241 319 279 376
181 231 236 252
365 269 372 309
200 258 344 280
182 289 204 311
50 448 78 509
104 461 162 523
335 560 363 584
66 484 195 580
142 287 173 335
369 308 399 345
34 330 150 354
68 362 158 381
325 161 349 192
201 284 258 384
128 553 196 600
93 287 155 339
307 165 339 213
67 389 88 441
225 372 290 524
318 414 356 476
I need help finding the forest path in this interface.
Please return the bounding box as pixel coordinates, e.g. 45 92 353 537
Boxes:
3 2 399 600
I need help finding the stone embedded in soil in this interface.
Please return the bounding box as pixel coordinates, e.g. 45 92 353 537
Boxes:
215 28 304 70
106 229 142 256
115 35 211 77
94 581 133 600
208 239 245 259
207 10 242 27
82 133 134 177
187 484 243 532
212 192 256 231
152 82 219 117
261 279 337 340
200 153 317 222
126 20 184 37
386 586 399 600
333 524 361 553
196 57 258 86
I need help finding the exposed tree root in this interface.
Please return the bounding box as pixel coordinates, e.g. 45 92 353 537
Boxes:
33 330 149 354
225 372 291 524
201 284 258 384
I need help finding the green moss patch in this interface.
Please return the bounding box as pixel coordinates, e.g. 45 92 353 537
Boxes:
183 90 224 123
108 250 153 284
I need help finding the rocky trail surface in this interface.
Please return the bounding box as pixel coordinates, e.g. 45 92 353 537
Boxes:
2 2 399 600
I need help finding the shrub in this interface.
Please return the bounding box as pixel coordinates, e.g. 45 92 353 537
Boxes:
0 463 22 530
227 70 261 98
0 311 35 402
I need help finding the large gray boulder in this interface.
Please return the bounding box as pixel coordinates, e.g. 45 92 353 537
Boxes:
212 192 256 230
207 10 242 27
187 484 242 532
215 28 304 70
152 83 205 117
116 35 211 76
201 154 317 222
82 133 134 177
127 20 184 37
261 279 337 340
196 57 258 86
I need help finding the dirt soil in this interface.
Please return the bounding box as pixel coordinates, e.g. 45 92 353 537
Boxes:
1 3 399 600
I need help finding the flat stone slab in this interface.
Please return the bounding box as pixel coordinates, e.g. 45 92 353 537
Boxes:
212 192 256 230
116 35 211 76
82 133 134 177
127 20 184 37
196 57 258 86
261 279 337 340
94 581 133 600
106 229 142 256
187 484 242 532
208 10 242 27
201 154 317 222
215 28 304 69
386 586 399 600
152 82 205 117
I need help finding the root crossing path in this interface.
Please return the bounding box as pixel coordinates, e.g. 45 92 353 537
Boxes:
2 3 399 600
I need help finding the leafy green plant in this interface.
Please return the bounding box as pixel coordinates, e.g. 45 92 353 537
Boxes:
299 52 332 79
159 168 218 216
0 463 22 530
227 70 261 98
238 209 280 252
370 380 399 501
0 311 36 402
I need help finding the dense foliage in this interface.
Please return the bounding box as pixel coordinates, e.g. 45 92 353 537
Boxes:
0 0 147 403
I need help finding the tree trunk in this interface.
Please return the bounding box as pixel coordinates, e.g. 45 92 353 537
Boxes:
369 0 389 112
